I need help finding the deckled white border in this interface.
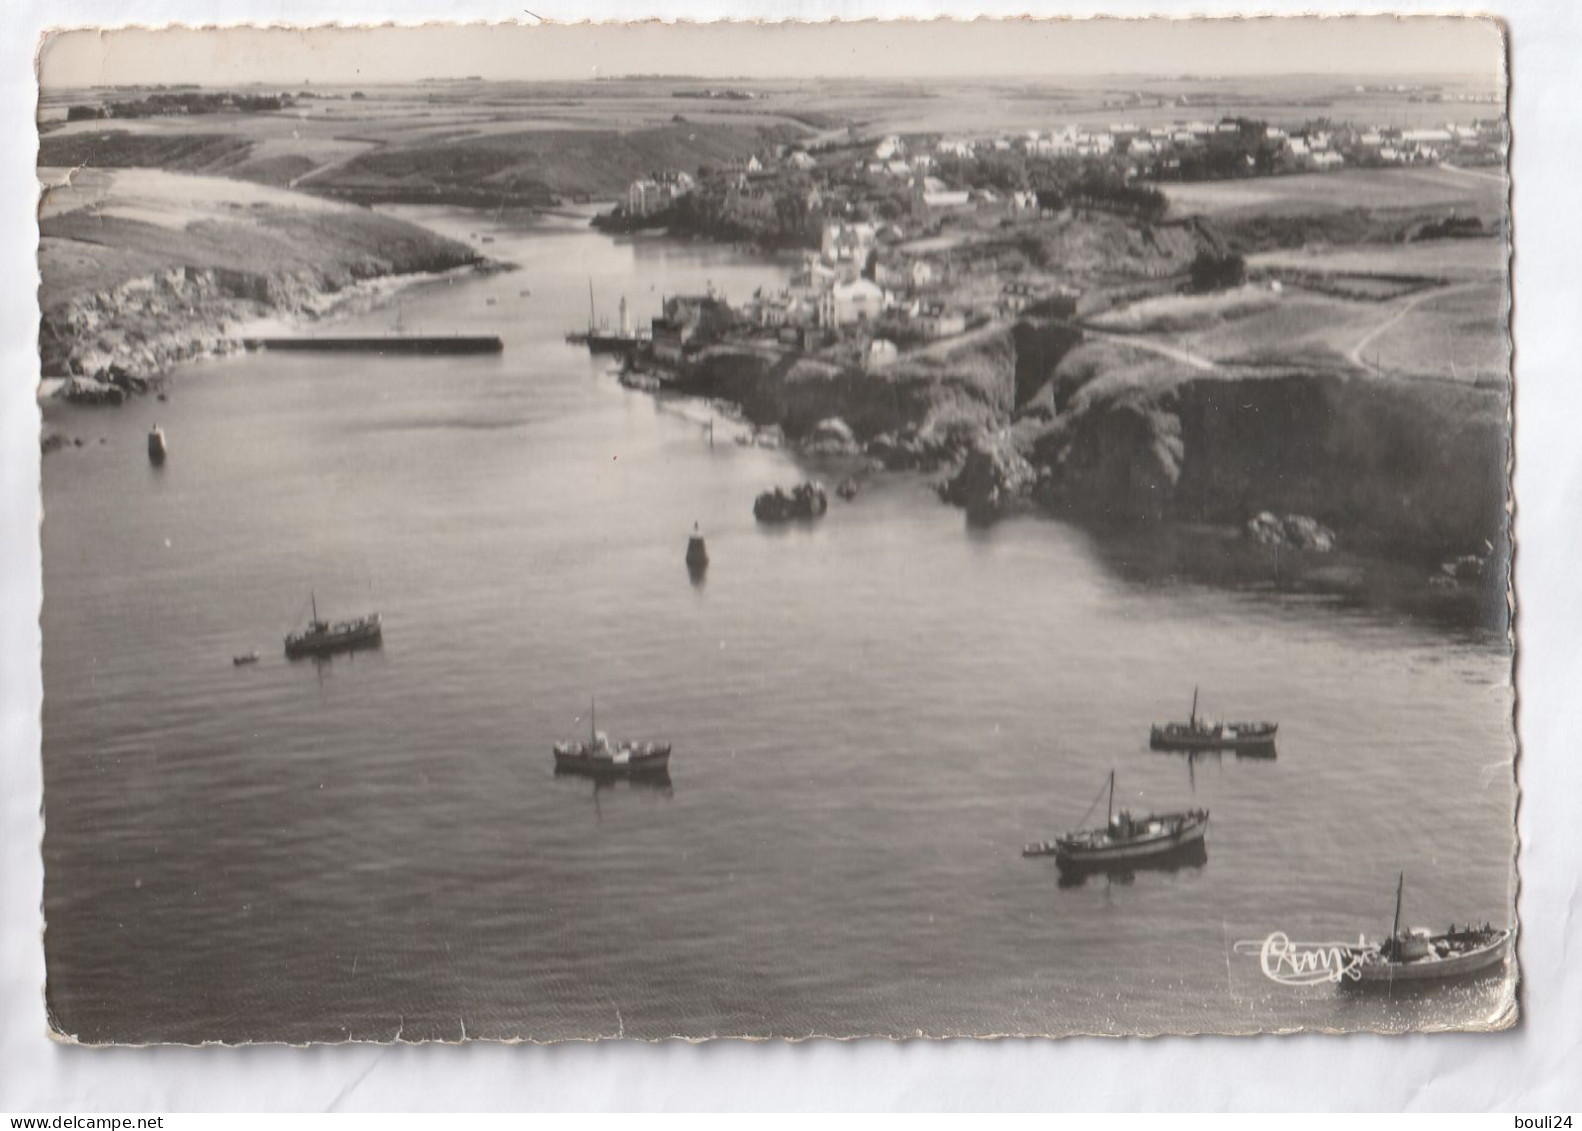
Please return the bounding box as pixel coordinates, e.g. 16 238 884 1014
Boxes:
3 0 1578 1112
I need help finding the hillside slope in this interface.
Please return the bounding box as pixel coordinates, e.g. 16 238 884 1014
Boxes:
38 168 482 382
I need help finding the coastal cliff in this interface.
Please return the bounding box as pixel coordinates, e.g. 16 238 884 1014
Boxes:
677 324 1022 445
1042 368 1508 568
653 317 1508 625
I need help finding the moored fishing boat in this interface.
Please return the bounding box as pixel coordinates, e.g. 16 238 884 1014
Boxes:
553 700 672 778
147 425 167 464
1024 770 1209 873
284 593 383 659
1150 686 1277 753
1344 873 1510 984
685 522 709 570
568 283 648 358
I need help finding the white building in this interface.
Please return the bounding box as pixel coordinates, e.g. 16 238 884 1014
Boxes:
920 177 971 209
826 277 886 326
821 220 877 263
865 338 899 369
874 135 906 160
626 170 695 217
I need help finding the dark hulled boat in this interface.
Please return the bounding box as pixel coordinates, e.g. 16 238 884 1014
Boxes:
566 285 647 358
685 522 709 570
1343 873 1510 985
1150 686 1277 753
552 700 672 778
284 593 383 659
1024 771 1209 873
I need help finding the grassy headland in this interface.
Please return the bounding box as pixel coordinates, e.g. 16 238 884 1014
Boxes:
38 168 483 386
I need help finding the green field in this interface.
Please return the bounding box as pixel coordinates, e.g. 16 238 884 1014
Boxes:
1162 166 1505 219
38 167 475 312
1247 236 1507 281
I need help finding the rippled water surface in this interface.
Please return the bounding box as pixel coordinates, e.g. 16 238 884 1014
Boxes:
41 208 1517 1043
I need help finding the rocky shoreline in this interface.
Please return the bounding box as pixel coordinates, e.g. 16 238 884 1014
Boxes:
41 255 494 407
633 327 1509 631
38 167 492 407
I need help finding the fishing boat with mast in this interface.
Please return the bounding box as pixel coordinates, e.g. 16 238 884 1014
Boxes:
552 700 672 778
1343 873 1510 984
1023 770 1209 874
565 281 648 358
1150 686 1277 754
283 592 383 659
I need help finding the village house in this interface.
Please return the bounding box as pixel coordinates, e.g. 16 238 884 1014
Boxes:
650 292 736 363
823 277 886 327
626 170 695 217
919 176 971 209
793 253 840 291
821 220 877 264
725 182 778 226
1402 127 1454 146
874 135 906 161
865 338 899 369
915 302 967 339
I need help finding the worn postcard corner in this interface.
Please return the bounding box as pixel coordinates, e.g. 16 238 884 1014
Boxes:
34 15 1516 1046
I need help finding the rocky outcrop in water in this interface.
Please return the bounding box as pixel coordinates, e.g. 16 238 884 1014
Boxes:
865 427 953 472
1246 512 1337 553
753 481 829 523
937 432 1037 525
803 417 861 456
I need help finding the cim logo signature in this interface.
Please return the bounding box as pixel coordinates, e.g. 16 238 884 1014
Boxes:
1233 931 1369 985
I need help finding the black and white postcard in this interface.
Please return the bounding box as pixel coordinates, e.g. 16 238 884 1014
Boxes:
33 17 1516 1045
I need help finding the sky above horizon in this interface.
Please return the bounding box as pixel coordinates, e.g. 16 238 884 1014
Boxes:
39 18 1505 89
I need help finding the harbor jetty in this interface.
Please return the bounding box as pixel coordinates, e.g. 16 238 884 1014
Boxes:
241 334 503 355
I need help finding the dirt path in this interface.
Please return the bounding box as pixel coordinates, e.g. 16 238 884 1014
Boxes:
1081 326 1220 372
1440 162 1508 186
287 142 379 190
1346 281 1482 372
